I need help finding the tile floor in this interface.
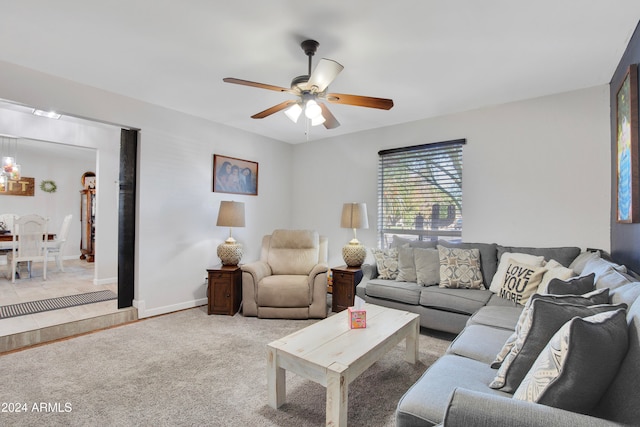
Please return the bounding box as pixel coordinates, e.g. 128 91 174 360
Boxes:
0 258 119 337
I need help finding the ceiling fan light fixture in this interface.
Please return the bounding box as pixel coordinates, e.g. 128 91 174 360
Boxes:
284 103 302 123
311 114 326 127
305 99 322 119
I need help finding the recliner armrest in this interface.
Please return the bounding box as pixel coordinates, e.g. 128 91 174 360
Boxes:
308 262 328 277
241 261 272 286
442 388 621 427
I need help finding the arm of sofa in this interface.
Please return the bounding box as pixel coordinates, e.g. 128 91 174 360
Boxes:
361 263 378 280
442 388 621 427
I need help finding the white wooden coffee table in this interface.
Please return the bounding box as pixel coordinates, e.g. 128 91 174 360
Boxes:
266 303 420 426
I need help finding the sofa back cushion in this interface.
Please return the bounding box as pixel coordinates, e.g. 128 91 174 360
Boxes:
594 296 640 424
267 229 320 275
497 245 580 268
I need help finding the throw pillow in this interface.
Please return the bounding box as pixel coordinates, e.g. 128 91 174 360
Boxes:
371 248 399 280
490 288 611 368
489 252 545 293
489 299 626 393
568 250 600 275
546 273 595 296
537 259 575 294
436 245 484 289
495 259 547 306
395 245 417 282
414 248 440 286
514 309 628 414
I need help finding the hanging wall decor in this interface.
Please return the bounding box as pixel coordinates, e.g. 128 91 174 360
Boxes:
212 154 258 196
616 64 639 223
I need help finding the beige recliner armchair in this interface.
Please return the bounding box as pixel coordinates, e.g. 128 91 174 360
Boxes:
241 229 328 319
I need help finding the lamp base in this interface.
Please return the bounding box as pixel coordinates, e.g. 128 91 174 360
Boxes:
342 243 366 267
217 242 243 266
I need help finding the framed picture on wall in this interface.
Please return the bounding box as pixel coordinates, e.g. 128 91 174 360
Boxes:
213 154 258 196
616 64 639 223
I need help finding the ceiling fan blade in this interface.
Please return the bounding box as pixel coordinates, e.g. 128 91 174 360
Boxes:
326 93 394 110
223 77 291 93
307 59 344 93
251 100 297 119
319 103 340 129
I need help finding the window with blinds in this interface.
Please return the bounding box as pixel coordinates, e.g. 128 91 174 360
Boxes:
377 139 465 248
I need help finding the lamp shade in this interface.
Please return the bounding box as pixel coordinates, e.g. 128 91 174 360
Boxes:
340 203 369 229
216 201 245 227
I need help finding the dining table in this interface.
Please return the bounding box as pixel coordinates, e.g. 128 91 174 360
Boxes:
0 232 56 250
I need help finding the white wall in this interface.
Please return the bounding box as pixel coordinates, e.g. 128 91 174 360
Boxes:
292 86 611 267
0 60 292 318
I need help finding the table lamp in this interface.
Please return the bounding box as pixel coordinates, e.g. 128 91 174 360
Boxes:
340 202 369 267
216 201 245 266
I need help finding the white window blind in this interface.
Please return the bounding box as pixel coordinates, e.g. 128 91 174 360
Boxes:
378 139 465 248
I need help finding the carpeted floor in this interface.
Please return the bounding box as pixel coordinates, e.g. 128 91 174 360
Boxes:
0 305 453 426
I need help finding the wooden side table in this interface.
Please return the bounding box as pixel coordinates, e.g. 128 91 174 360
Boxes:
207 265 242 315
331 266 363 313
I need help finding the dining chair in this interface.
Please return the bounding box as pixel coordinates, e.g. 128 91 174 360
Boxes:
46 214 73 272
7 214 49 283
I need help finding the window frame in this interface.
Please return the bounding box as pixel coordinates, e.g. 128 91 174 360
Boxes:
377 139 465 248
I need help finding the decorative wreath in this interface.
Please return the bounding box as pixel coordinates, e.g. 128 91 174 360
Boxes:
40 180 57 193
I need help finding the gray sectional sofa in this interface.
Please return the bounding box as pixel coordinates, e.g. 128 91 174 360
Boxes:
355 239 640 426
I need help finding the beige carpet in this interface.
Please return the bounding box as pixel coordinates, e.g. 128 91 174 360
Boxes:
0 305 452 426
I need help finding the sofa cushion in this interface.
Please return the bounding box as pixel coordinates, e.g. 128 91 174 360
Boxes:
437 245 484 289
448 324 516 365
257 275 311 307
494 259 547 306
371 248 399 279
365 279 421 305
496 245 581 268
467 305 523 330
582 257 636 292
419 286 493 315
396 245 417 282
513 309 628 413
267 230 320 275
568 250 601 274
489 252 545 294
546 273 595 296
437 241 498 288
414 248 440 286
489 299 626 393
391 235 438 249
396 354 511 427
610 281 640 306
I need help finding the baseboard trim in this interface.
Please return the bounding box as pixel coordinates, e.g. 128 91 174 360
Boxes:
133 297 208 318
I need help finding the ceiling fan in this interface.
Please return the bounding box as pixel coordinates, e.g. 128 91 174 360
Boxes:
223 39 394 130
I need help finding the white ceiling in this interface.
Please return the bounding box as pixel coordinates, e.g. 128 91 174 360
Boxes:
1 1 639 144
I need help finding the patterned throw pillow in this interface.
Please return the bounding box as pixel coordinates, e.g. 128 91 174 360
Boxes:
371 248 399 280
489 298 625 393
514 309 628 413
495 259 547 306
436 245 484 289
